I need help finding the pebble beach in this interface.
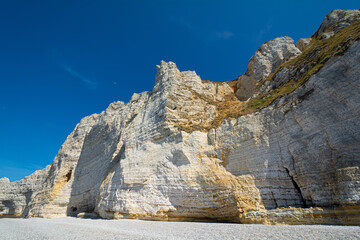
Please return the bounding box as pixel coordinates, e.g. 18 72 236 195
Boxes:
0 217 359 240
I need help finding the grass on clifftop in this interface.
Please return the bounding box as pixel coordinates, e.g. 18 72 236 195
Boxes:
175 20 360 133
244 20 360 111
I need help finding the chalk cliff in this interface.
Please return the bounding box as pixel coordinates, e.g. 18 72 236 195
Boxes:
1 9 359 225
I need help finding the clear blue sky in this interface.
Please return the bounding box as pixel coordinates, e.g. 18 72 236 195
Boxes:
0 1 358 181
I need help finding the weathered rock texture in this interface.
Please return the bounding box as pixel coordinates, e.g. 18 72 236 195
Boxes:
1 9 360 225
235 37 301 100
295 38 311 51
313 9 360 38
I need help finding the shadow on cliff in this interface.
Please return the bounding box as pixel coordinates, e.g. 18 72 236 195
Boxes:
239 129 311 211
66 122 122 217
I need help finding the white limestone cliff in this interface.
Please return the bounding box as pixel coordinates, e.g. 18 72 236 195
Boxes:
236 37 301 100
0 9 359 225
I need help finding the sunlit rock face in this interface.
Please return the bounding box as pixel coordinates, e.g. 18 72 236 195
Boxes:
235 36 301 100
313 9 360 38
1 9 359 225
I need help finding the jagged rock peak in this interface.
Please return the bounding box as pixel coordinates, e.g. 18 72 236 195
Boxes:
236 36 301 100
156 60 179 73
1 9 359 225
154 60 181 88
236 9 360 101
314 9 360 38
0 177 10 184
246 36 301 82
153 60 204 95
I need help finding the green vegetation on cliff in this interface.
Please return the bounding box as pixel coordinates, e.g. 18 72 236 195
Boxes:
245 20 360 111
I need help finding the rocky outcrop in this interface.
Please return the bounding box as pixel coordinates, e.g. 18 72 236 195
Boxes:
313 9 360 38
236 9 360 101
0 114 99 218
295 38 311 51
0 178 9 184
236 37 301 100
1 9 359 225
0 166 51 217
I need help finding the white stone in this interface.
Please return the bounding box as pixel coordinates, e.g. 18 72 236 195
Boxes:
0 178 9 184
236 37 301 100
1 9 359 225
314 9 360 37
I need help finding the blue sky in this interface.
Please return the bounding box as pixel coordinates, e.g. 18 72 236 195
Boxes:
0 0 358 181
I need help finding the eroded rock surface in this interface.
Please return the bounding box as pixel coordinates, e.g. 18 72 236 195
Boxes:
1 9 359 225
236 37 301 100
313 9 360 38
295 38 312 51
0 178 9 184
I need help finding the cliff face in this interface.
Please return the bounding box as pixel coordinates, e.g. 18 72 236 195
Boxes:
1 9 359 225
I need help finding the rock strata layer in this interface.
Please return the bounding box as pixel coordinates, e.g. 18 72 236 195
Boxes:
1 9 359 225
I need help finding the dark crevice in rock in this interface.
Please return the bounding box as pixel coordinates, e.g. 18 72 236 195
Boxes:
107 143 125 175
298 88 314 102
284 167 307 207
125 113 138 126
2 200 15 215
22 191 33 217
65 170 72 182
271 192 279 208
